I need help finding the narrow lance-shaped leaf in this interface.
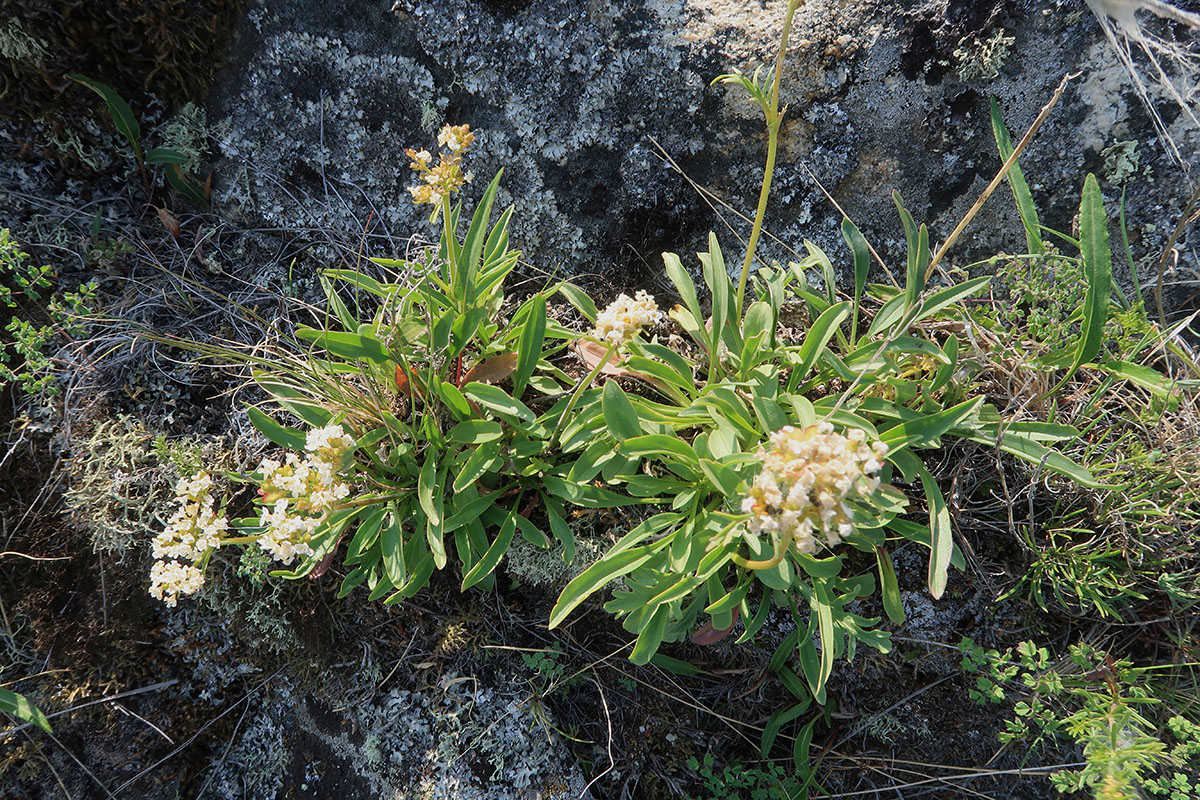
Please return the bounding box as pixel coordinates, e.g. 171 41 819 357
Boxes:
990 98 1043 254
0 687 51 733
1068 173 1112 382
918 465 953 599
841 218 871 345
68 74 141 162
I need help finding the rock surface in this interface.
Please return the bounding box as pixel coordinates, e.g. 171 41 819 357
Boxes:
206 0 1198 295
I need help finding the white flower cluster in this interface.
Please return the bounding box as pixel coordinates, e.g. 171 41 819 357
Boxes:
592 290 664 348
150 471 227 606
149 560 204 607
254 424 355 565
742 423 889 555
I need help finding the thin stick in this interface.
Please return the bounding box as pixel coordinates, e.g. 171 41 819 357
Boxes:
925 72 1079 281
579 675 615 798
1155 181 1200 326
1 680 178 737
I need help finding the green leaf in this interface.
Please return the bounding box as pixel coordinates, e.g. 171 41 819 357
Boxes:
911 276 992 324
663 251 704 342
875 546 905 624
446 419 505 443
1098 360 1179 400
418 455 441 526
542 475 638 508
880 396 983 452
602 381 642 441
618 434 699 469
760 700 811 757
512 294 546 398
453 440 501 493
629 605 670 665
346 505 388 564
381 509 407 586
461 509 516 589
894 191 929 310
145 147 189 165
0 687 51 733
244 405 306 451
697 458 740 495
462 382 534 423
1069 174 1112 382
738 300 774 374
557 282 598 321
434 379 472 419
68 74 141 161
165 163 209 205
918 465 953 600
978 429 1109 489
990 98 1043 254
443 489 496 533
793 302 850 382
811 582 836 697
327 267 395 299
649 654 702 676
542 494 576 563
842 218 871 344
293 327 391 363
460 171 503 302
866 292 909 339
549 544 656 627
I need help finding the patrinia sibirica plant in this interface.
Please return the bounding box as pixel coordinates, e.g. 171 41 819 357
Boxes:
150 0 1140 711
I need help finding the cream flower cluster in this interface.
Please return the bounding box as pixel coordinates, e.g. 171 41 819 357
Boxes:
592 290 664 348
742 423 889 555
405 123 475 211
254 424 354 565
149 560 205 608
150 471 227 606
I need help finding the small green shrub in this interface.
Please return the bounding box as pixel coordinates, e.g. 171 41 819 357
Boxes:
686 753 805 800
0 228 96 397
959 636 1200 800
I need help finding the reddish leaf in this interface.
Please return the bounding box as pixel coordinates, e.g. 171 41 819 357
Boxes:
459 352 518 387
574 340 675 397
395 364 424 399
155 206 180 240
574 340 634 377
310 544 339 579
690 606 741 646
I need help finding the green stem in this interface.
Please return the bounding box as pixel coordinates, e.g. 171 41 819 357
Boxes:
551 341 619 446
731 529 791 570
735 0 803 322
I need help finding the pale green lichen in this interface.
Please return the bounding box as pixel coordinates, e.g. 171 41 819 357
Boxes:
954 30 1016 82
1101 139 1142 184
504 536 607 589
157 102 210 173
65 417 224 557
66 417 176 556
0 20 48 67
36 121 105 171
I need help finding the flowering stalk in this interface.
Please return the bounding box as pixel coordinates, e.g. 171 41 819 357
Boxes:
734 0 804 323
551 341 618 447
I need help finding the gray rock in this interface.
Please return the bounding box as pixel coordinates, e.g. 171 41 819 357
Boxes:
206 0 1198 294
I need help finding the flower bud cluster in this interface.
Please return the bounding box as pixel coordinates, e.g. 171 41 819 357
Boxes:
405 124 475 212
150 471 227 606
742 423 889 555
592 291 664 349
254 424 355 565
